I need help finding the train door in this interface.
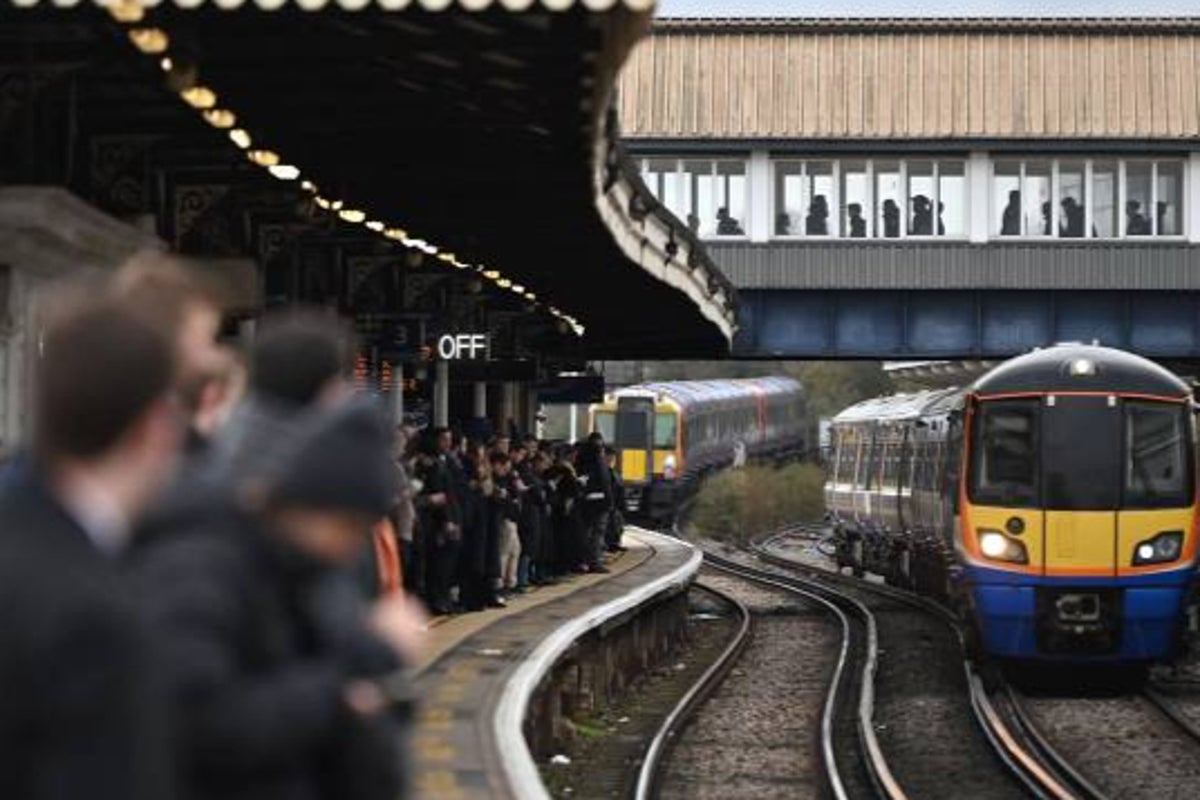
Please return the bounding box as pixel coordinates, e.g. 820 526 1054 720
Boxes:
897 426 912 532
615 395 655 487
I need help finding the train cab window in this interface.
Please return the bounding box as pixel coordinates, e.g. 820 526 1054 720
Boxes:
970 401 1038 507
1124 402 1191 508
654 413 678 449
593 411 615 444
1042 397 1121 510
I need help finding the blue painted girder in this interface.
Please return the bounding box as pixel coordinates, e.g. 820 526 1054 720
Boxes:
734 290 1200 359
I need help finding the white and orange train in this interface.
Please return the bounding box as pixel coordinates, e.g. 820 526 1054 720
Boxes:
590 377 811 521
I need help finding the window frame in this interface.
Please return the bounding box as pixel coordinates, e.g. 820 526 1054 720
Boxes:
639 156 751 242
771 159 840 240
991 157 1188 242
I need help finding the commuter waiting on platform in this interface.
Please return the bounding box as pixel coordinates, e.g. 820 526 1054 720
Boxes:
846 202 867 238
1000 189 1021 235
0 285 183 800
806 195 829 235
716 206 744 236
136 398 423 800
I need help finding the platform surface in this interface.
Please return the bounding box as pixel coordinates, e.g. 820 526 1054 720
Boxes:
410 529 698 800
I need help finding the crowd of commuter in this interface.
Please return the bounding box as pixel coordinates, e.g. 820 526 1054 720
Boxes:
0 259 625 800
397 424 627 616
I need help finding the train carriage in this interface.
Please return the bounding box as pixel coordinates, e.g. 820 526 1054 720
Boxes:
827 344 1200 666
591 377 809 521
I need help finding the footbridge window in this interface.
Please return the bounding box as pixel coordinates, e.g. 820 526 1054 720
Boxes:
774 158 966 240
993 158 1185 239
638 157 748 239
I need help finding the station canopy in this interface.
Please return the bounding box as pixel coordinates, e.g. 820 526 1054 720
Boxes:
4 0 737 358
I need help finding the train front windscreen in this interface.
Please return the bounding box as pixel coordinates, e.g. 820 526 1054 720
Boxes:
970 396 1192 511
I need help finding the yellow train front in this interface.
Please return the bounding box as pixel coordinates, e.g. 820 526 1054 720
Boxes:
827 344 1199 665
960 345 1198 663
590 377 809 522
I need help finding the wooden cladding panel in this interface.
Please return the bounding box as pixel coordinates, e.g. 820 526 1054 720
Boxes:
618 30 1200 139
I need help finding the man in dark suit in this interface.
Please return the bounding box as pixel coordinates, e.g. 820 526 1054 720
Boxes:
0 287 185 800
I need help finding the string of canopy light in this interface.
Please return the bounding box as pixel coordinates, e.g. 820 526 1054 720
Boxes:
112 0 588 336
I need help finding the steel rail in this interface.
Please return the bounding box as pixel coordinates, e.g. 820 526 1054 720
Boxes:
632 581 753 800
1144 687 1200 745
700 552 910 800
754 528 1106 800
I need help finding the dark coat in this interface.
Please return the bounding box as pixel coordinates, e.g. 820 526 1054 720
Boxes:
0 469 174 800
516 463 545 558
131 476 401 800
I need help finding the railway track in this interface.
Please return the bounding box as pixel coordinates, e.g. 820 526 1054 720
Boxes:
751 526 1123 800
636 550 907 800
633 581 753 800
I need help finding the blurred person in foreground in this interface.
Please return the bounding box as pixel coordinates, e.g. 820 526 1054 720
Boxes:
212 308 355 478
0 287 184 800
134 398 425 800
113 256 226 453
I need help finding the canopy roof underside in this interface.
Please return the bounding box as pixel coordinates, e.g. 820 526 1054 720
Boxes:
6 0 736 357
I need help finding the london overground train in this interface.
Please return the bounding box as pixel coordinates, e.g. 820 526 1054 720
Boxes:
827 344 1199 666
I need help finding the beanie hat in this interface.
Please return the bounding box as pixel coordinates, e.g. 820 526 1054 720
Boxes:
266 397 394 517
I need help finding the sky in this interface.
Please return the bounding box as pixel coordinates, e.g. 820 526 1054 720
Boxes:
658 0 1200 16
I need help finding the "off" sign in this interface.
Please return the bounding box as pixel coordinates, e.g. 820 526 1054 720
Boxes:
437 333 489 360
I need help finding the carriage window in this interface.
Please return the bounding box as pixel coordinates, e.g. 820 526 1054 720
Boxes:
1124 402 1190 508
654 413 678 449
970 401 1039 507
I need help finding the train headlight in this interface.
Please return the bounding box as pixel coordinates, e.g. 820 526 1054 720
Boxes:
978 529 1029 564
1132 531 1184 566
663 454 677 480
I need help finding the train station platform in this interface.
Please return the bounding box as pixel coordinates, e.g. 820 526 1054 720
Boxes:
410 528 700 800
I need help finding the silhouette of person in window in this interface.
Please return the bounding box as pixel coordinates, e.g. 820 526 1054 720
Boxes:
1126 200 1151 235
937 201 946 235
882 199 900 238
910 194 933 235
847 203 867 238
1060 197 1085 238
1000 189 1021 235
1157 201 1170 236
775 212 791 236
1041 201 1052 235
716 206 744 236
805 195 829 236
686 213 700 234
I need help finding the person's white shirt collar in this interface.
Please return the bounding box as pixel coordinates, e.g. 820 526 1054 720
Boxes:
55 470 131 556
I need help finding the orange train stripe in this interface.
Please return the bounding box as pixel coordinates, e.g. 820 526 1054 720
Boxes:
974 390 1190 404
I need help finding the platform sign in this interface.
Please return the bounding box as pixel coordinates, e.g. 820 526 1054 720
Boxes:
436 333 490 361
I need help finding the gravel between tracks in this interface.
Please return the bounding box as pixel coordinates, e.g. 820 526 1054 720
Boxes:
539 586 739 799
710 534 1027 800
658 569 838 800
1021 694 1200 799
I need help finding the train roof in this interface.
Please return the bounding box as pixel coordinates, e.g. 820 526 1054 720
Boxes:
833 387 962 423
610 376 803 407
971 344 1190 398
